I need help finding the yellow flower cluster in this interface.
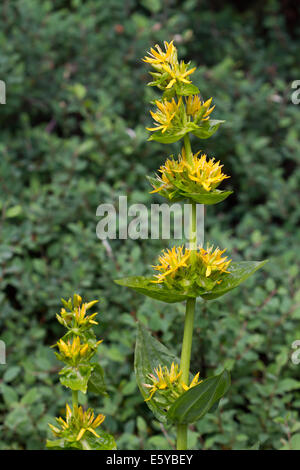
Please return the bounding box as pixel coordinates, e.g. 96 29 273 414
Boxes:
144 362 201 403
200 245 231 278
146 94 216 137
56 336 102 364
185 95 215 121
151 147 229 194
146 97 182 134
49 404 105 442
143 41 196 90
56 294 99 329
152 246 191 283
143 41 177 66
152 244 231 284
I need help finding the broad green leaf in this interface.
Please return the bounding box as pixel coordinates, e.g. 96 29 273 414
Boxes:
201 260 269 299
179 190 233 205
192 119 224 139
59 364 93 393
148 127 190 144
82 432 117 450
166 370 230 424
115 276 191 303
87 363 107 396
147 176 233 205
115 260 268 303
135 322 181 423
148 119 223 143
175 82 200 96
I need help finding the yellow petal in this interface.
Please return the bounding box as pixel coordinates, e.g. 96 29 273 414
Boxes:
76 428 86 441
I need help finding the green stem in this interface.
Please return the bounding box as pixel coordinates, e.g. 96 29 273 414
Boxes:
72 390 78 412
177 423 188 450
183 134 193 165
177 297 196 450
177 134 198 451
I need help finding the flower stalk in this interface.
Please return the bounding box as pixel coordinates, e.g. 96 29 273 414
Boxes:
116 39 267 452
177 135 200 448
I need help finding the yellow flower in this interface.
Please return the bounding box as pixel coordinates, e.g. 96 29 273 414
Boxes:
48 403 73 436
143 40 177 66
75 406 105 441
147 98 182 134
151 244 232 289
143 41 195 90
144 362 201 402
57 295 99 329
152 245 191 283
199 245 231 277
186 95 215 121
161 61 196 89
182 372 201 391
56 337 102 363
184 150 229 192
48 404 105 442
151 148 229 195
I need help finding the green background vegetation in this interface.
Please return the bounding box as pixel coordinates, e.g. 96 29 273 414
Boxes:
0 0 299 450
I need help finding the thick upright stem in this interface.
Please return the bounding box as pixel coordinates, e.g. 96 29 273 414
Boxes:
177 134 198 450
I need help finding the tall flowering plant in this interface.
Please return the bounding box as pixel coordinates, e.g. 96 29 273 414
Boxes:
116 41 267 450
46 294 116 450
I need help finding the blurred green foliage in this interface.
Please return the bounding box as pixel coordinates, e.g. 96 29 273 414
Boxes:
0 0 300 450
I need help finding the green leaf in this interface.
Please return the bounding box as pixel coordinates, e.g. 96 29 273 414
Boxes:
46 438 67 450
6 205 22 218
148 127 190 144
115 276 192 303
175 82 200 96
147 175 233 205
201 260 269 300
192 119 224 139
1 384 19 406
21 387 38 405
59 364 93 393
82 432 117 450
3 366 21 382
182 190 233 205
87 363 107 396
134 322 181 423
115 260 268 303
166 370 230 424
